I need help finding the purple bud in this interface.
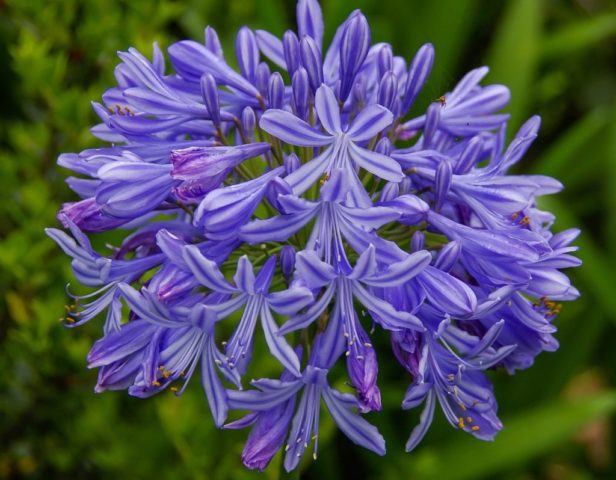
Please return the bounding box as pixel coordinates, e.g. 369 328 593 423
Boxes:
434 241 461 272
297 0 324 50
268 72 285 109
205 26 224 59
423 102 441 148
339 12 371 102
375 137 392 156
399 176 412 195
58 198 128 233
256 62 271 97
434 159 452 211
265 176 292 211
241 107 256 134
347 323 381 413
201 73 221 126
380 182 399 202
455 136 483 174
171 144 270 201
292 66 310 121
411 230 425 252
351 77 366 107
300 36 323 92
280 245 296 280
236 27 260 83
283 30 300 77
284 152 300 174
378 71 398 111
377 44 393 78
402 43 434 113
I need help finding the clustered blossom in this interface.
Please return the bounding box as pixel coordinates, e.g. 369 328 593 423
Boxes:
47 0 581 472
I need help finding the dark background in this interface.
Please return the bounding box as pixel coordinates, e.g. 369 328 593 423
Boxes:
1 0 615 478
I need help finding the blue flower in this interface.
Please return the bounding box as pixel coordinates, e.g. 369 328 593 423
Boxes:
48 0 581 472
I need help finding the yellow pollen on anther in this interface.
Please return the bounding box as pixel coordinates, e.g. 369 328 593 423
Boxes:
471 425 480 432
466 417 473 423
152 380 161 387
170 387 179 393
457 417 465 429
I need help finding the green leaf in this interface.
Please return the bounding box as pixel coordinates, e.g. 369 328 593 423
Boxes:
530 107 610 184
486 0 542 134
395 391 616 480
542 13 616 61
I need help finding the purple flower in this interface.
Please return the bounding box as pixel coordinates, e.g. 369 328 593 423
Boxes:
48 0 580 472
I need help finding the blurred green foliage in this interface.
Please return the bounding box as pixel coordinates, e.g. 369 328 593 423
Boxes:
1 0 615 478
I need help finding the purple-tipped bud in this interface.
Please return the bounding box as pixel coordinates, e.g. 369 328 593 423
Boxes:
268 72 285 109
256 62 271 97
283 30 301 77
411 230 425 252
338 12 371 102
300 36 323 92
375 137 392 156
434 241 461 272
401 43 434 113
280 245 296 280
377 44 394 78
434 159 452 211
455 135 483 174
378 71 398 111
297 0 324 50
423 102 441 148
292 67 310 121
201 73 221 127
58 198 128 233
241 107 256 134
205 26 224 59
347 323 381 413
171 143 270 201
284 152 300 174
380 182 399 202
236 27 260 83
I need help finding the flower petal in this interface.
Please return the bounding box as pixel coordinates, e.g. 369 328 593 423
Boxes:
260 109 333 146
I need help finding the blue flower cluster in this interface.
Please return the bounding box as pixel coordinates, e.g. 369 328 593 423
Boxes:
46 0 581 472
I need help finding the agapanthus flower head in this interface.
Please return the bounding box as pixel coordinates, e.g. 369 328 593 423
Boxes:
47 0 581 472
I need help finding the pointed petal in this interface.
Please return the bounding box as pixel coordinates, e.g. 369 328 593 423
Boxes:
182 245 236 294
295 250 337 289
234 256 256 294
201 343 229 427
348 142 404 182
284 146 333 194
323 388 386 455
353 283 425 331
348 245 377 280
240 208 318 244
279 282 335 334
315 84 341 135
347 105 393 141
267 286 313 316
260 109 333 146
261 306 301 376
405 391 436 452
362 250 432 288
